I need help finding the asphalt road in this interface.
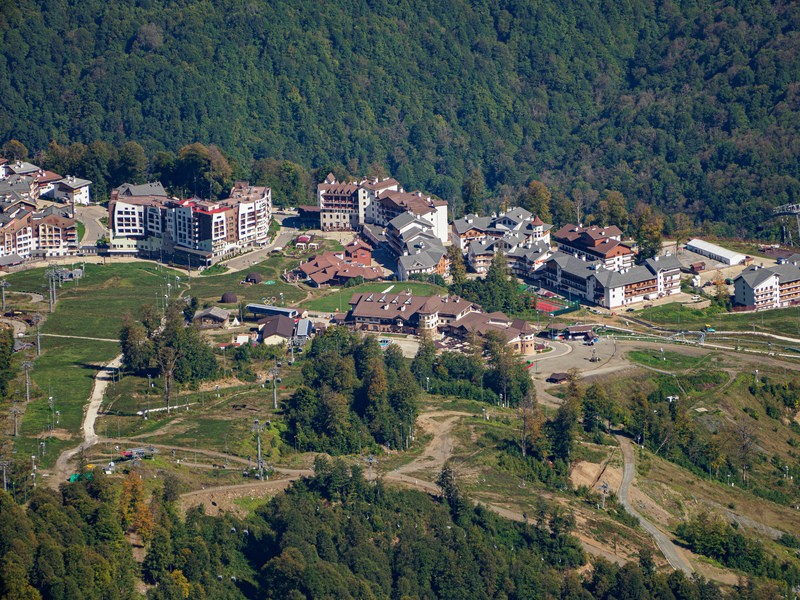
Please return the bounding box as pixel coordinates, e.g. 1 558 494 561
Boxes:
210 225 297 275
615 434 694 574
74 205 108 245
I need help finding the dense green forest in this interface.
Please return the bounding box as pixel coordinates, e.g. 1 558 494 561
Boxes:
287 328 420 453
1 462 733 599
1 0 799 238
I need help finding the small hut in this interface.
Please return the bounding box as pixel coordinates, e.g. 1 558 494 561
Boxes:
245 272 263 284
221 292 238 304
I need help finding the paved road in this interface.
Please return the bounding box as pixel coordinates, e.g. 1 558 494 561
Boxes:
615 435 694 574
210 224 297 275
74 205 108 245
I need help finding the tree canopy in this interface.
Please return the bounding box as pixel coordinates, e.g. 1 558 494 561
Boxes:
0 0 797 237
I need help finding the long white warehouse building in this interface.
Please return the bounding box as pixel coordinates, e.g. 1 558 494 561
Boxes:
685 238 746 266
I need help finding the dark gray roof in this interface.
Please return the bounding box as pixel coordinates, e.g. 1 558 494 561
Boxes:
388 211 420 230
5 161 39 174
398 247 445 271
452 214 492 234
0 254 24 266
194 307 230 321
644 253 682 273
736 263 800 288
117 182 168 197
592 265 655 288
736 265 780 288
506 240 551 260
468 239 495 255
547 251 600 280
58 176 91 189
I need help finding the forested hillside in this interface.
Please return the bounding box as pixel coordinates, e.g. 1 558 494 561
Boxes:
1 462 729 599
1 0 798 237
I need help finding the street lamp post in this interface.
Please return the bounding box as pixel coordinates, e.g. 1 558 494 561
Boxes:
11 407 21 436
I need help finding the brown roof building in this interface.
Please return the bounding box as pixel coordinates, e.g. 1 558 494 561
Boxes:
552 224 635 271
295 251 383 287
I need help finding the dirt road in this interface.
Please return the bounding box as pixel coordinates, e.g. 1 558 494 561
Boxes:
615 435 694 574
50 354 123 487
390 411 472 477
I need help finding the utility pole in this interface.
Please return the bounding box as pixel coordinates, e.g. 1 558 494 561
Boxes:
21 361 33 402
45 267 58 313
33 313 41 356
0 279 9 312
268 367 280 410
11 407 21 436
251 419 264 480
0 460 9 493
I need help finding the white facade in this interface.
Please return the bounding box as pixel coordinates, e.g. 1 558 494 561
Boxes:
685 239 746 266
54 177 91 205
426 204 449 246
112 201 146 237
734 272 778 308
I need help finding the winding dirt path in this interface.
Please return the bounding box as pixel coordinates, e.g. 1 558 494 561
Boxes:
49 354 123 488
615 435 694 574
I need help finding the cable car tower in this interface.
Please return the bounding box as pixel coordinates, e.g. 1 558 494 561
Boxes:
772 202 800 246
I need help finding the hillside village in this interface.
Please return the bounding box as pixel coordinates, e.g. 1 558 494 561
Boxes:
2 159 799 318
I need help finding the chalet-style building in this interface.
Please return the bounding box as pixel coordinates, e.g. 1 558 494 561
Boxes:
452 207 552 253
346 291 477 334
734 263 800 310
538 252 681 309
444 312 540 355
293 251 383 287
551 224 635 271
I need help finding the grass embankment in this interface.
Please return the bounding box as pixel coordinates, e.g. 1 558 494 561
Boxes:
638 303 800 339
610 345 800 538
627 349 716 371
18 338 119 467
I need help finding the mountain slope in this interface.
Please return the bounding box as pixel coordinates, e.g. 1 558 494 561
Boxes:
1 0 798 236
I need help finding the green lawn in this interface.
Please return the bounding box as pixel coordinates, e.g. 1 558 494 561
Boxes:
17 337 120 467
188 256 305 308
5 262 187 339
302 281 447 313
627 349 714 371
76 221 85 243
4 262 189 466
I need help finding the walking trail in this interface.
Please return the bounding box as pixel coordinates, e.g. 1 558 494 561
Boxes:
615 434 694 574
50 354 123 488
